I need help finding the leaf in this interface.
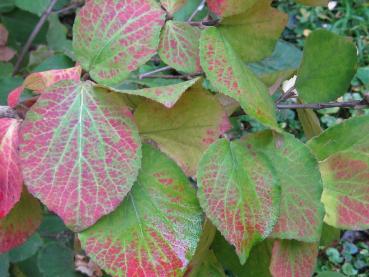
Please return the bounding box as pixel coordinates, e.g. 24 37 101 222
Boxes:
47 14 74 59
73 0 165 85
189 251 226 277
0 189 42 254
0 76 23 105
14 0 48 16
0 118 22 219
7 86 24 108
158 21 201 73
219 0 287 62
19 80 141 231
199 27 279 130
135 83 230 175
308 115 369 161
0 254 9 277
296 29 357 103
0 46 16 62
296 0 328 6
296 102 323 139
161 0 186 15
320 223 340 247
319 151 369 230
99 77 200 108
316 272 345 277
197 139 281 264
0 24 9 46
269 240 318 277
206 0 258 17
9 233 43 263
241 131 324 242
79 144 203 277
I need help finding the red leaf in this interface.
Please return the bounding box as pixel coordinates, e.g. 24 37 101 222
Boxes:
7 86 24 108
0 118 22 219
0 24 9 46
0 46 16 62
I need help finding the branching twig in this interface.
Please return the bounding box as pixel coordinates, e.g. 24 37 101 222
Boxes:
13 0 59 75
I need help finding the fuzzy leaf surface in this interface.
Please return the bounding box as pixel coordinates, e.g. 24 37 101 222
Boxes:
158 21 201 73
19 80 141 231
73 0 165 85
197 139 281 264
200 27 278 130
0 119 22 219
135 84 230 175
0 189 42 253
79 145 203 277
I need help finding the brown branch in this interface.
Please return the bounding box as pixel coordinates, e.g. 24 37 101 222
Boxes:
276 100 368 110
275 86 296 104
13 0 59 75
0 106 18 119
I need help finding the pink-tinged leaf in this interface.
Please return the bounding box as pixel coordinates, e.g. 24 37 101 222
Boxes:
158 21 202 74
0 119 22 219
241 131 324 242
0 46 16 62
7 86 24 108
135 83 231 176
19 80 141 232
79 144 203 277
24 66 82 93
98 77 200 108
320 151 369 230
0 24 8 46
199 27 279 130
197 139 281 264
270 240 318 277
207 0 258 17
73 0 165 85
161 0 186 14
0 188 42 254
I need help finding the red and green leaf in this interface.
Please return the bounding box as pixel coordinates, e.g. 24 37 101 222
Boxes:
241 131 324 242
0 118 22 219
79 144 203 277
135 83 231 176
320 151 369 230
219 0 287 62
206 0 258 17
270 240 318 277
0 23 15 62
19 80 141 231
197 139 281 264
199 27 279 130
158 21 202 74
73 0 165 85
161 0 186 15
99 77 200 108
0 188 42 254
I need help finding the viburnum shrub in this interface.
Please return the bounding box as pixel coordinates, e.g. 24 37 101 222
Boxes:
0 0 366 276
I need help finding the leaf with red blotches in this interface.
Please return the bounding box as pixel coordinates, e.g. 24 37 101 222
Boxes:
197 139 281 264
73 0 165 85
7 86 24 108
270 240 318 277
207 0 257 17
219 0 287 62
161 0 186 14
135 83 231 175
0 118 22 219
99 77 200 108
19 80 141 232
0 188 42 254
320 151 369 230
0 24 8 46
199 27 279 130
79 144 203 277
0 47 16 61
24 65 82 93
158 21 201 74
241 131 324 242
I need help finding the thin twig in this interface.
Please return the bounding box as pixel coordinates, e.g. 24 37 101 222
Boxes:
189 19 220 27
140 72 204 79
275 86 296 103
55 2 84 15
138 66 172 79
276 100 368 110
13 0 59 75
187 0 206 22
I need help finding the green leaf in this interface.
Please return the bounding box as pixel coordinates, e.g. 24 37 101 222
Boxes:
158 21 201 74
296 30 357 103
320 223 340 247
0 62 13 77
0 0 15 13
47 14 74 59
356 67 369 89
160 0 186 15
200 27 279 130
31 54 74 72
308 115 369 161
197 139 281 264
207 0 257 17
99 77 200 108
19 80 142 231
0 76 23 105
14 0 49 16
37 242 79 277
73 0 165 85
0 254 9 277
219 0 287 62
9 233 43 263
79 144 203 277
270 240 319 277
316 271 345 277
189 251 226 277
135 83 230 175
296 103 323 139
241 131 324 242
296 0 328 6
173 0 208 21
